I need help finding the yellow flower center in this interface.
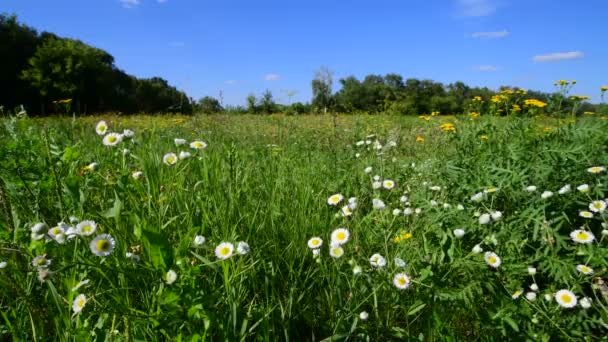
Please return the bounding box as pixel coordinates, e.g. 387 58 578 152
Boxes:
576 232 588 240
488 256 496 264
77 298 86 307
561 294 572 303
336 232 345 241
108 136 116 143
581 266 589 273
311 239 320 246
220 247 231 256
398 278 407 286
99 125 106 131
82 225 91 233
37 258 46 265
168 157 176 164
96 239 110 251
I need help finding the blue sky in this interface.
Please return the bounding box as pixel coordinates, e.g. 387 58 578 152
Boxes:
4 0 608 105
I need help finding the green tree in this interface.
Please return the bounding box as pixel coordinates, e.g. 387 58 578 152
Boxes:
259 90 276 114
246 94 257 114
198 96 223 114
311 67 333 114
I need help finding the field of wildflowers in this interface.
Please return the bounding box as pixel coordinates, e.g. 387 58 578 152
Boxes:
1 102 608 340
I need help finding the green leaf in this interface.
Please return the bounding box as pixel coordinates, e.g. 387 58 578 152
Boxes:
101 193 122 218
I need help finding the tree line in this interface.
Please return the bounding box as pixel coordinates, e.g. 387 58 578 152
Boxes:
1 14 603 116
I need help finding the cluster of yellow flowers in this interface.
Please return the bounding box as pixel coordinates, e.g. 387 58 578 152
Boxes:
418 115 431 121
439 122 456 132
469 112 480 119
431 111 440 116
554 80 576 86
472 96 483 102
524 99 548 108
392 231 413 243
491 94 508 103
570 95 590 101
512 104 521 112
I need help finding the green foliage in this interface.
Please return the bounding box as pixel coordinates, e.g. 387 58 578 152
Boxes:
197 96 223 114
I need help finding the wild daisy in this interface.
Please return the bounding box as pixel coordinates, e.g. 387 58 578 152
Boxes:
329 245 344 258
576 264 594 275
484 252 501 268
90 234 116 257
580 297 592 309
541 191 553 199
443 203 451 209
479 213 491 225
589 200 607 213
369 253 387 268
579 211 594 218
372 199 386 210
528 267 537 275
307 237 323 249
470 192 484 202
383 180 396 189
327 194 344 206
32 222 47 234
102 133 123 146
331 228 350 245
193 235 205 247
312 249 321 258
165 270 178 284
472 244 483 254
0 261 7 269
215 242 234 260
490 211 502 221
587 166 606 174
95 121 108 135
457 204 465 210
359 311 369 320
179 151 192 159
558 184 571 195
400 195 408 203
430 200 438 206
372 181 382 189
132 171 143 179
525 185 537 192
570 229 595 243
237 241 250 255
72 294 87 314
393 273 411 290
577 184 590 193
415 208 422 214
190 140 208 150
530 283 539 291
174 138 187 146
122 129 135 138
355 140 365 146
364 166 373 173
32 255 51 268
353 265 362 275
526 292 537 301
392 208 402 216
341 205 353 217
76 220 97 236
429 185 441 191
163 153 178 166
453 229 465 238
512 289 523 299
394 257 406 267
403 208 413 216
347 197 358 210
48 226 66 243
555 289 577 308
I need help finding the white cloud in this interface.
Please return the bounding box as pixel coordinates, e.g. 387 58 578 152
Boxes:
168 41 185 48
264 74 281 81
457 0 498 17
472 65 499 71
224 80 238 85
471 30 509 39
119 0 140 8
532 51 584 62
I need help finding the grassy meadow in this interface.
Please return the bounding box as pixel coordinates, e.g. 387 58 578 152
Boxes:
1 113 608 341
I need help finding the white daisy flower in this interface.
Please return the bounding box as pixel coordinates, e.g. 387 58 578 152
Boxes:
470 192 484 202
392 208 402 216
72 294 87 314
479 213 491 225
364 166 373 173
429 185 441 191
359 311 369 320
71 279 90 292
179 151 192 160
327 194 344 206
414 208 422 215
32 222 47 234
237 241 250 255
69 216 79 224
372 181 382 189
347 197 358 210
484 252 501 268
589 200 607 213
587 166 606 174
372 199 386 210
490 211 502 221
95 121 108 135
373 175 380 181
403 208 413 216
0 261 7 269
394 257 406 267
393 273 411 290
577 184 590 193
555 289 577 308
355 153 360 158
307 237 323 249
382 180 396 190
457 204 465 210
312 248 321 258
570 229 595 243
526 292 537 301
400 195 409 203
165 269 178 284
453 229 465 238
190 140 208 150
355 140 365 146
525 185 537 192
580 297 592 309
576 264 594 275
541 191 553 199
32 255 51 268
76 220 97 236
102 132 123 146
603 229 608 236
369 253 387 268
472 244 483 254
544 294 552 302
329 245 344 258
163 153 178 166
443 203 451 209
122 129 135 138
215 242 234 260
558 184 571 195
528 267 537 275
193 235 205 246
48 226 66 243
512 289 523 299
331 228 350 245
579 211 594 218
365 140 372 145
90 234 116 257
430 200 438 207
132 171 143 179
353 265 362 275
174 138 187 146
530 283 539 291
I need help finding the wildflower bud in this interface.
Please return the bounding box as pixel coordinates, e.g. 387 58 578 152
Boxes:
359 311 369 320
528 267 537 275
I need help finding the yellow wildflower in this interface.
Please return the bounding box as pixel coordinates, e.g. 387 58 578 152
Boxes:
418 115 431 121
416 136 425 143
439 122 456 132
524 99 548 108
473 96 483 102
480 135 489 141
601 86 608 92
